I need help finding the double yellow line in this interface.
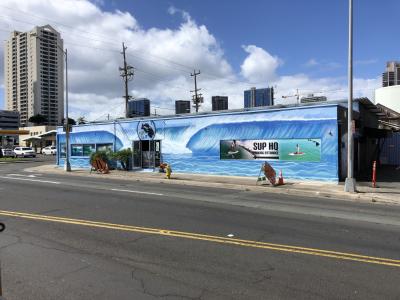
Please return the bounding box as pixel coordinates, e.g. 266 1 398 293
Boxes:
1 209 399 268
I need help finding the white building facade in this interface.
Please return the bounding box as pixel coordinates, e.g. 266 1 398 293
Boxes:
4 24 64 126
375 85 400 113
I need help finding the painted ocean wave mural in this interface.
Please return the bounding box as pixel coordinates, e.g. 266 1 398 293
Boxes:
57 105 340 181
163 154 337 181
185 119 337 156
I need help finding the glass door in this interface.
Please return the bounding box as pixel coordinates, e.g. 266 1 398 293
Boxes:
154 140 161 167
141 140 153 168
132 141 142 168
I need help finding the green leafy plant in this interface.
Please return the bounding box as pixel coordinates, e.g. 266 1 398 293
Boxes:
90 150 110 165
110 148 132 171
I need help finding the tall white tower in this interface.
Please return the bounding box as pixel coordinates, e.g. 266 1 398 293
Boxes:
4 24 64 126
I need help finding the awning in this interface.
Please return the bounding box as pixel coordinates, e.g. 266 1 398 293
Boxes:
20 136 42 142
37 130 57 138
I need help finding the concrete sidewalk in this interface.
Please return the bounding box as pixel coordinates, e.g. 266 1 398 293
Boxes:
26 164 400 205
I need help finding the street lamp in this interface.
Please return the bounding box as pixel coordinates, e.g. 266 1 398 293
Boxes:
344 0 356 192
31 32 71 172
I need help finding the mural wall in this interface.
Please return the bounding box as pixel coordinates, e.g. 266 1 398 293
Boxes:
57 105 339 181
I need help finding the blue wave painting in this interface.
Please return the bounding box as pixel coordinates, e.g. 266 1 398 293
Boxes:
57 105 339 181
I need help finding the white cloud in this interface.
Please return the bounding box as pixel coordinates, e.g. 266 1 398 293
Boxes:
167 6 191 23
304 58 319 67
304 58 341 70
0 0 379 121
240 45 281 83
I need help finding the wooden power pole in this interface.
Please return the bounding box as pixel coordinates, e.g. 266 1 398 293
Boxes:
190 70 202 113
119 42 134 118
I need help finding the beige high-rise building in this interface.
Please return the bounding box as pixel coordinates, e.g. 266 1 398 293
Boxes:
4 24 64 126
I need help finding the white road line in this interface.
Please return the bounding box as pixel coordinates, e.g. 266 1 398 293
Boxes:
8 174 37 178
0 176 60 184
110 188 163 196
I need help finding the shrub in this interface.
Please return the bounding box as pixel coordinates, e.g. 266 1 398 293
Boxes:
90 150 110 165
110 148 132 171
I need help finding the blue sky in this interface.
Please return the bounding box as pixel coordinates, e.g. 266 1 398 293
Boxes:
103 0 398 79
0 0 398 118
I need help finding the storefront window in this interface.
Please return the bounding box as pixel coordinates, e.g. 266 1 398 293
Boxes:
60 143 66 158
71 144 83 156
70 144 96 157
96 143 113 152
83 144 95 156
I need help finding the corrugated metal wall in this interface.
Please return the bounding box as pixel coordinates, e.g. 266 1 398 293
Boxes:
380 132 400 165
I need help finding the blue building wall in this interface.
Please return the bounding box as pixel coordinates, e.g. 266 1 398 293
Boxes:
57 104 340 181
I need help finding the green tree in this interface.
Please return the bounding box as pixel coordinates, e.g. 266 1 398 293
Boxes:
28 114 48 125
62 118 76 125
77 116 87 125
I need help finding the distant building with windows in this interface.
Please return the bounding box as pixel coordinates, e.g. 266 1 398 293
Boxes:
300 95 327 104
175 100 191 114
0 110 19 130
382 61 400 87
244 87 274 108
4 24 64 127
375 61 400 113
212 96 228 111
128 98 150 117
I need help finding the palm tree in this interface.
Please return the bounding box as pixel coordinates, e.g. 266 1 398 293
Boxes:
77 116 87 125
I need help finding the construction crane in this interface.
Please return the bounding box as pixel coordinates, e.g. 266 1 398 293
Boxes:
281 89 301 104
282 89 324 105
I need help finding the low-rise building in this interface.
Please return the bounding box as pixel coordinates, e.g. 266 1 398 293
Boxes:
56 98 390 182
19 125 56 153
0 110 20 147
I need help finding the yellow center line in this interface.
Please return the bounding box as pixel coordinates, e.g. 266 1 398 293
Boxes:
0 209 399 268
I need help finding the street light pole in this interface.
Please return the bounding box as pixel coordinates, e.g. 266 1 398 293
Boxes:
344 0 356 192
64 48 71 172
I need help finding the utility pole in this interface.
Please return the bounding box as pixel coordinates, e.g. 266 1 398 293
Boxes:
344 0 356 192
190 70 202 113
119 42 134 118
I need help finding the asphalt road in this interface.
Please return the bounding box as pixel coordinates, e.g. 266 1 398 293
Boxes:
0 158 400 299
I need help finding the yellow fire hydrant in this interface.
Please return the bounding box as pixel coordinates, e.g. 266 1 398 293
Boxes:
165 164 172 179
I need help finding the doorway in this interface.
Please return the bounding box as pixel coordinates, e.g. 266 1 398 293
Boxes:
132 140 161 169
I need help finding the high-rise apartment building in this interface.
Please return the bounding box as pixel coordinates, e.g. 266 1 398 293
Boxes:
244 87 274 108
128 98 150 117
211 96 228 111
382 61 400 87
4 25 64 126
175 100 191 114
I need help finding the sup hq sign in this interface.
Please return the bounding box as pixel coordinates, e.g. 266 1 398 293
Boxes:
220 139 321 162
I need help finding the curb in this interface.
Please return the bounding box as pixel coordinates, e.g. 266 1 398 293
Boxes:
24 165 400 206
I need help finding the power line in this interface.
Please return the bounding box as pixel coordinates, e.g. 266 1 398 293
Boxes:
0 13 262 87
0 13 378 102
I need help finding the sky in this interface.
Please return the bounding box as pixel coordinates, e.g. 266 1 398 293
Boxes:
0 0 398 121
